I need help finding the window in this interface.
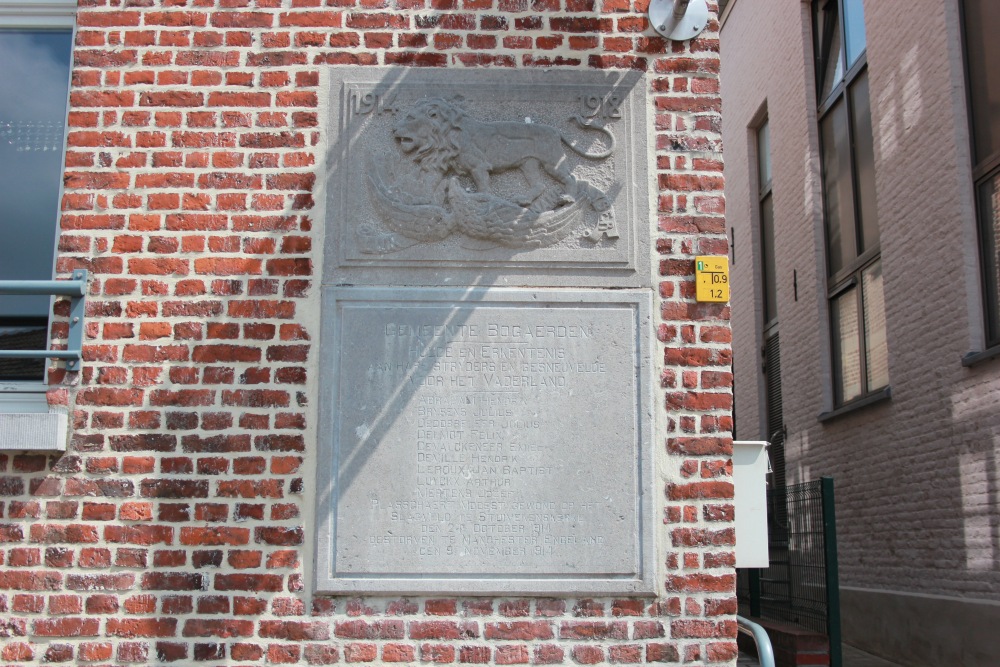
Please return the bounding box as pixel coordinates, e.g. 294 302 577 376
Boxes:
758 120 777 331
0 1 74 454
813 0 888 405
756 117 785 485
0 3 73 393
961 0 1000 350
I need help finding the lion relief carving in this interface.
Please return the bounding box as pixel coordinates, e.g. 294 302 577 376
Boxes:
362 97 620 253
392 98 614 207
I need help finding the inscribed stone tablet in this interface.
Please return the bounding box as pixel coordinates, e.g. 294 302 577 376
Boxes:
315 288 655 595
323 67 649 288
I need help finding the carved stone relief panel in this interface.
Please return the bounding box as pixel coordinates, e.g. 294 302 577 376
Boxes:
323 68 650 288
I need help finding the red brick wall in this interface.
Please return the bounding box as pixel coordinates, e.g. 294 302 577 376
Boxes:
1 0 734 664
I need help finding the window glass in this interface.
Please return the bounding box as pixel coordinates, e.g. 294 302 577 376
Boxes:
849 70 879 252
0 28 72 381
843 0 866 68
0 29 71 312
979 173 1000 345
757 120 772 191
816 0 844 102
816 0 885 405
963 0 1000 164
820 100 855 275
962 0 1000 349
761 193 777 325
833 288 862 403
862 261 888 390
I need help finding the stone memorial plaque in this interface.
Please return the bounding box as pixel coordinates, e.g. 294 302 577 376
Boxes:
315 288 655 595
323 67 649 288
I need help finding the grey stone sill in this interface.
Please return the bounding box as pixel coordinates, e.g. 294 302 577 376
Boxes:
818 386 892 423
962 345 1000 367
0 411 68 451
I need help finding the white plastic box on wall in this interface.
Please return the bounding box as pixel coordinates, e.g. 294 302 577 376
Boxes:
733 441 770 568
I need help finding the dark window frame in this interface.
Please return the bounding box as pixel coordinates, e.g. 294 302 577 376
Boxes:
959 0 1000 351
812 0 888 406
751 113 786 485
756 117 778 334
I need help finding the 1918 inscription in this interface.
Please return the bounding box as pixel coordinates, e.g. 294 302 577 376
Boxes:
324 67 650 289
315 288 655 595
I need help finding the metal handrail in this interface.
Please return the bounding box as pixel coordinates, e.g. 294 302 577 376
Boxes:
0 279 86 297
737 615 775 667
0 269 87 371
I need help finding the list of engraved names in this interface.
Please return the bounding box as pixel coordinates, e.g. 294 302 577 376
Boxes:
332 303 642 577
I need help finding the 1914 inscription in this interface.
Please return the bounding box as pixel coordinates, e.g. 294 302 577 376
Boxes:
316 288 655 595
324 67 650 289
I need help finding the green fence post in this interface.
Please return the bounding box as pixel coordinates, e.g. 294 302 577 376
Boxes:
821 477 842 667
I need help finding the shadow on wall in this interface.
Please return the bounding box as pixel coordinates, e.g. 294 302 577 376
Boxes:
313 66 641 502
952 380 1000 573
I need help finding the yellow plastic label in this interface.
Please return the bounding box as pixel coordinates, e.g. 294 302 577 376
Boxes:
695 256 730 303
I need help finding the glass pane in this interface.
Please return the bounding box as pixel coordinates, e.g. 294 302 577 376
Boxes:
821 100 856 275
963 0 1000 164
0 321 47 380
832 287 862 403
0 29 72 319
761 193 777 325
862 261 889 390
844 0 867 68
816 0 844 101
757 120 772 192
979 172 1000 346
850 70 879 252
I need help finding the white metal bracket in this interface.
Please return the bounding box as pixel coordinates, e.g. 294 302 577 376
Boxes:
648 0 709 41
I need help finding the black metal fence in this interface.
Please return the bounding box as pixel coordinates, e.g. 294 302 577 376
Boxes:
737 477 842 667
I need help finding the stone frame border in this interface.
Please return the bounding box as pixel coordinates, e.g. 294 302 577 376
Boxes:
314 286 656 596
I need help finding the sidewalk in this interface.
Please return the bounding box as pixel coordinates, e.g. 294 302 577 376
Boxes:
737 643 907 667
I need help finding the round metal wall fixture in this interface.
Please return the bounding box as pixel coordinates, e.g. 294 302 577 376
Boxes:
648 0 709 41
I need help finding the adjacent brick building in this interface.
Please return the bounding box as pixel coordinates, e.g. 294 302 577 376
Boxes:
0 0 736 665
721 0 1000 664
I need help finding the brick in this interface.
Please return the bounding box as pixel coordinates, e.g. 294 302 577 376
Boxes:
533 644 564 664
646 643 680 663
33 617 100 637
571 646 604 664
70 569 131 589
179 527 251 546
182 619 255 638
30 524 100 544
335 619 405 640
44 644 74 662
259 620 331 641
409 620 478 640
79 642 113 661
140 480 209 499
667 481 735 500
421 643 456 663
559 620 628 640
484 621 553 640
459 645 490 663
254 526 304 545
2 643 34 662
664 573 736 593
141 572 207 591
215 574 283 592
104 525 172 545
155 642 188 662
13 593 44 612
